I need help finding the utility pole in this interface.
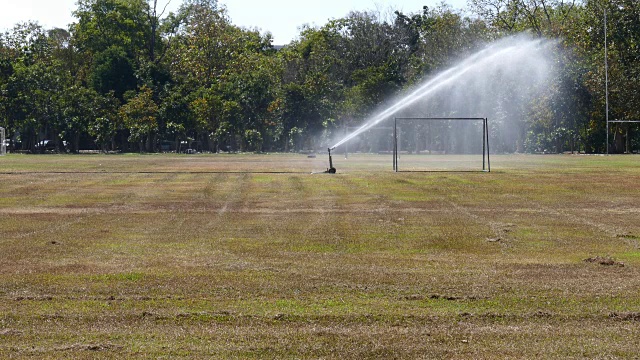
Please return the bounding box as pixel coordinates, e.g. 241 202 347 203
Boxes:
605 9 609 154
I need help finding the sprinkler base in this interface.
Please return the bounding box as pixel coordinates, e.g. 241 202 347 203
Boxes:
325 148 336 173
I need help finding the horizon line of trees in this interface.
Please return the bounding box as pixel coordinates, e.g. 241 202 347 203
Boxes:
0 0 638 154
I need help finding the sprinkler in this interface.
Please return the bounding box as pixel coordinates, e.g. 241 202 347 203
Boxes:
324 147 337 173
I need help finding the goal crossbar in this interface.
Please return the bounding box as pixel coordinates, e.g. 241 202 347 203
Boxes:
393 117 490 172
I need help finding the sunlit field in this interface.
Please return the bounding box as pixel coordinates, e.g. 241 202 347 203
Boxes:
1 153 639 358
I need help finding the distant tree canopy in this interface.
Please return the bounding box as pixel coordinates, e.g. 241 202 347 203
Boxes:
0 0 638 153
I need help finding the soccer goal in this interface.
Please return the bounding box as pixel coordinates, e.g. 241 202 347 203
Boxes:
607 120 640 154
393 118 490 172
0 127 5 156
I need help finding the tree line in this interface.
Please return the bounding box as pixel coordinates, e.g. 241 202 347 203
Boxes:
0 0 638 154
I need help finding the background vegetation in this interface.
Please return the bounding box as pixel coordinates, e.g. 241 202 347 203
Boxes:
0 0 638 153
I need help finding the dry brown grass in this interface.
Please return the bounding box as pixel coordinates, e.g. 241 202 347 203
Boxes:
1 153 639 358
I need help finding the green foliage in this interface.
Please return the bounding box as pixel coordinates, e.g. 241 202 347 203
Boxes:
0 0 638 153
72 0 150 56
119 85 159 151
243 129 263 152
90 46 137 98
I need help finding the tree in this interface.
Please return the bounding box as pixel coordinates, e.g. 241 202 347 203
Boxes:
88 92 120 152
1 23 74 152
90 46 137 99
60 86 101 152
276 25 347 149
119 85 159 151
560 0 640 152
167 0 232 88
469 0 579 36
72 0 150 56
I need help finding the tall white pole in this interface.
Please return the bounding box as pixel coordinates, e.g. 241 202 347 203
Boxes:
605 9 609 154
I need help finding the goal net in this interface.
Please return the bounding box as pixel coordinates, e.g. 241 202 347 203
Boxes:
607 120 640 154
393 118 490 172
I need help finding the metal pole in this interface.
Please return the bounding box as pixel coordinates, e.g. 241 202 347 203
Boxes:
393 120 398 172
605 9 609 154
393 118 397 171
483 119 486 171
486 118 491 172
344 125 348 159
398 127 401 172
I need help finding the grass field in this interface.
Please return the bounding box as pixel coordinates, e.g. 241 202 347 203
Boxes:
1 153 639 358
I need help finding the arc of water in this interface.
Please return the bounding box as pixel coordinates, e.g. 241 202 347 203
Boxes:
330 38 545 150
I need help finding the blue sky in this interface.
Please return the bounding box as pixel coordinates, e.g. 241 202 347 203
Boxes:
0 0 468 44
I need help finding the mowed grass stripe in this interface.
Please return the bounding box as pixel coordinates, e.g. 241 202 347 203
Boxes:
1 154 640 357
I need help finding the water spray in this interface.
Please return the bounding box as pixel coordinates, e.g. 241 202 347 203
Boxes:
324 147 337 173
328 36 554 151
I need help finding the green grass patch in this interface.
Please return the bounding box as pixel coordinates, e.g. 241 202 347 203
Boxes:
2 153 640 358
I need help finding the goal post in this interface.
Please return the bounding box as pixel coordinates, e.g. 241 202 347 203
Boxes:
606 120 640 154
0 127 5 156
393 117 490 172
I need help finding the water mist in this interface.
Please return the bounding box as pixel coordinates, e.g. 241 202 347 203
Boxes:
330 35 557 153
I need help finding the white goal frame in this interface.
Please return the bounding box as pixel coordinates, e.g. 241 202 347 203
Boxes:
393 117 490 172
0 127 5 156
607 120 640 154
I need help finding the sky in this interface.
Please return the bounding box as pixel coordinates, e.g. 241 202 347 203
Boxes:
0 0 468 45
